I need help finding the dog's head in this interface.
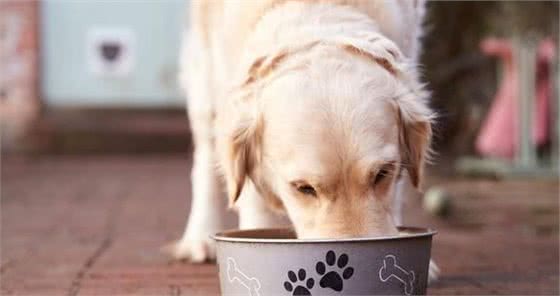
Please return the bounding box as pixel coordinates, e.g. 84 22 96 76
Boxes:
217 33 432 238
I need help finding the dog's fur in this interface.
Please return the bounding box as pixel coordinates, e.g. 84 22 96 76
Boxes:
166 0 437 279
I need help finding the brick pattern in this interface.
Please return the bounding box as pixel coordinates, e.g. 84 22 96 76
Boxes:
0 1 40 150
1 155 558 295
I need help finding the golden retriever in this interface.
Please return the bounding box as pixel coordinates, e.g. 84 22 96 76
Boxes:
167 0 437 280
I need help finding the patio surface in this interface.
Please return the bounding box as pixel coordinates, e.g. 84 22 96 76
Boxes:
1 155 558 295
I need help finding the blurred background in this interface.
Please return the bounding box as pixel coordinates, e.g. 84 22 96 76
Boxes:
1 1 558 295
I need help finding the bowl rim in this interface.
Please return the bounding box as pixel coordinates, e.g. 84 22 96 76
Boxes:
212 226 436 244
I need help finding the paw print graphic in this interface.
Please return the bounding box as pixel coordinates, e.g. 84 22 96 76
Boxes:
315 250 354 292
283 268 315 295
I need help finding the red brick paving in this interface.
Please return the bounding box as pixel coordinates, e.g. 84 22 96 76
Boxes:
1 155 558 295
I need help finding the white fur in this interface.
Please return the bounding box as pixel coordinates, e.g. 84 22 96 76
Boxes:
167 0 437 281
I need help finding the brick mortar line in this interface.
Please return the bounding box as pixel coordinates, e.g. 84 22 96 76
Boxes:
67 191 127 296
2 186 95 278
67 236 113 296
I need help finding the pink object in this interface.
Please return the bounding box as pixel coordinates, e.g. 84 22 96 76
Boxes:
475 38 555 158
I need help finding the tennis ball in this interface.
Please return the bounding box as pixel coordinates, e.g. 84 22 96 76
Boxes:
423 187 451 217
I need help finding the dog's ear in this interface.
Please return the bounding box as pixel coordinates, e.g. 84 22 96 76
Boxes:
242 52 289 87
393 97 432 189
335 33 405 76
219 49 298 209
339 33 431 188
220 102 263 206
219 54 271 206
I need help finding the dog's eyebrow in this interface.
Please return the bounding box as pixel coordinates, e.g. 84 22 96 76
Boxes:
369 160 397 170
287 171 333 191
289 177 323 187
380 161 398 172
364 159 398 178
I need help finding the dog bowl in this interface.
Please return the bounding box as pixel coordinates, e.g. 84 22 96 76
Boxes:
213 227 435 296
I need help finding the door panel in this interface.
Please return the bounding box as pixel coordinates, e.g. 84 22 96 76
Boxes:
41 0 187 107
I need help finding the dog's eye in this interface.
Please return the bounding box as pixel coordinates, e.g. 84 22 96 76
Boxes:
374 169 389 185
294 183 317 197
372 164 394 186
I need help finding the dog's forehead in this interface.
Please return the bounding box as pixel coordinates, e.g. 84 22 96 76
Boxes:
262 66 399 127
264 101 400 182
263 80 399 149
261 59 402 179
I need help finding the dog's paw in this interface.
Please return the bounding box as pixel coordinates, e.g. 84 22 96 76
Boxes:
161 238 216 263
428 260 440 284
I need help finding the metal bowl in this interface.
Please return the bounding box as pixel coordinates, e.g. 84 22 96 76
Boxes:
213 227 435 296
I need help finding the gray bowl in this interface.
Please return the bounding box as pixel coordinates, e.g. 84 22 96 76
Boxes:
213 227 435 296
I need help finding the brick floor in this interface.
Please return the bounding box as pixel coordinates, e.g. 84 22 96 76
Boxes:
1 155 558 295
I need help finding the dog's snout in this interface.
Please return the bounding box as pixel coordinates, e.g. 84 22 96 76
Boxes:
297 209 399 239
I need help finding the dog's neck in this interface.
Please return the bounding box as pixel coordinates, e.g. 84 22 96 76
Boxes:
242 2 381 62
245 1 408 54
232 1 408 90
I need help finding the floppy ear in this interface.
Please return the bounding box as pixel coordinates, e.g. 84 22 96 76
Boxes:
222 109 287 211
394 98 432 189
220 53 272 206
221 45 310 209
220 109 263 206
337 32 431 188
242 51 289 87
333 32 405 76
239 41 318 88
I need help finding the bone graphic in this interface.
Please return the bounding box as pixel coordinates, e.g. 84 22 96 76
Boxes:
226 257 261 296
378 255 415 295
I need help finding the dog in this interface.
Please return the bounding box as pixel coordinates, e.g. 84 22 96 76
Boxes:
165 0 438 280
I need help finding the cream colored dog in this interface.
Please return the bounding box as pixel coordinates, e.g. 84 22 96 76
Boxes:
168 0 437 280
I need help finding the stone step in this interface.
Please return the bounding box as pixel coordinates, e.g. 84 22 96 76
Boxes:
28 108 192 154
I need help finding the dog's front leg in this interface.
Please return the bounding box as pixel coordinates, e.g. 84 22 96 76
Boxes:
163 25 229 261
394 176 440 283
164 116 228 262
